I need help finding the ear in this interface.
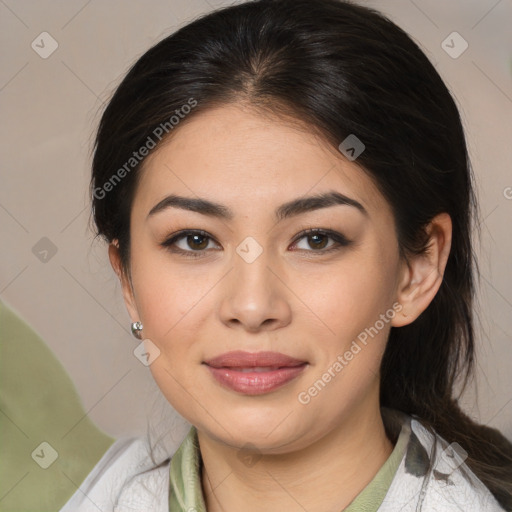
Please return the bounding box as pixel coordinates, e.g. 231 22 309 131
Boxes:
391 213 452 327
108 240 140 324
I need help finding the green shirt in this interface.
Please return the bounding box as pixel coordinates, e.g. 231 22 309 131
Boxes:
169 408 410 511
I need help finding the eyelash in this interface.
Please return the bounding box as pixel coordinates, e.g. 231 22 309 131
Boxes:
160 227 352 258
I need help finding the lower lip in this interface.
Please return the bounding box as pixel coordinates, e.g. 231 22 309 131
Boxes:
205 364 307 395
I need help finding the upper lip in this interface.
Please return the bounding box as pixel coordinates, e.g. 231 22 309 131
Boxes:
204 350 307 368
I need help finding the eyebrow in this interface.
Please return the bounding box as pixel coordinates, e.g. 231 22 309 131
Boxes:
146 190 368 222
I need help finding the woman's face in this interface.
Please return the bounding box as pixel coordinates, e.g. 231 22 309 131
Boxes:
115 103 408 452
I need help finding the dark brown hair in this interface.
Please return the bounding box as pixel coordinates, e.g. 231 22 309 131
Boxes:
89 0 512 508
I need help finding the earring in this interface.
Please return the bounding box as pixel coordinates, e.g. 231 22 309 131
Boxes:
131 321 143 340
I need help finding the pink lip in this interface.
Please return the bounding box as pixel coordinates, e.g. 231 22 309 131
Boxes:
204 350 306 368
203 351 308 395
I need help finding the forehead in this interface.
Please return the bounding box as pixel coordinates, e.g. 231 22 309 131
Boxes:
133 103 390 220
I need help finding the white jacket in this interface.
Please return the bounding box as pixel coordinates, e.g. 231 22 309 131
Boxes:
59 409 507 511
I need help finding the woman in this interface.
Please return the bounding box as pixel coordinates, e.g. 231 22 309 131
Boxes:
60 0 512 510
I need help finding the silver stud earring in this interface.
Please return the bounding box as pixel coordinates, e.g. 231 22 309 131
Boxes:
131 321 143 340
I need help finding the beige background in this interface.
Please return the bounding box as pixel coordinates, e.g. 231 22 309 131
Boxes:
1 0 511 441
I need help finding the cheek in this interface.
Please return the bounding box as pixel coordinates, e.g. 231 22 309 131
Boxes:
294 264 393 425
299 252 395 341
130 247 212 342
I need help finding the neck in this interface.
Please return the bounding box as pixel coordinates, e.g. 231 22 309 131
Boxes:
198 395 394 512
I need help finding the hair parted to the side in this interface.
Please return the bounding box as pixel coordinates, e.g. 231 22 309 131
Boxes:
88 0 512 507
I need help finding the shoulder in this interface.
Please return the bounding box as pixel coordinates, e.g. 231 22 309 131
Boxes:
58 435 171 512
378 411 507 511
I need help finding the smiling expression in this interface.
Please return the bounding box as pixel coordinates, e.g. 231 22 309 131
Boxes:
113 102 407 452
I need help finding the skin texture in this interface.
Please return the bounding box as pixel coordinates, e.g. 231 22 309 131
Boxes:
108 102 452 512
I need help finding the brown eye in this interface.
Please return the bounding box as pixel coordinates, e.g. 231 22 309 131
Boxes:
161 230 220 258
306 233 329 250
185 233 209 250
291 228 352 254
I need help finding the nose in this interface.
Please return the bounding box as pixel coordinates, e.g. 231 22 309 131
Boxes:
217 245 292 333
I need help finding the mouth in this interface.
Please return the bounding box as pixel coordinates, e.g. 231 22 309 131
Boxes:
226 366 299 373
203 357 308 395
203 350 307 369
